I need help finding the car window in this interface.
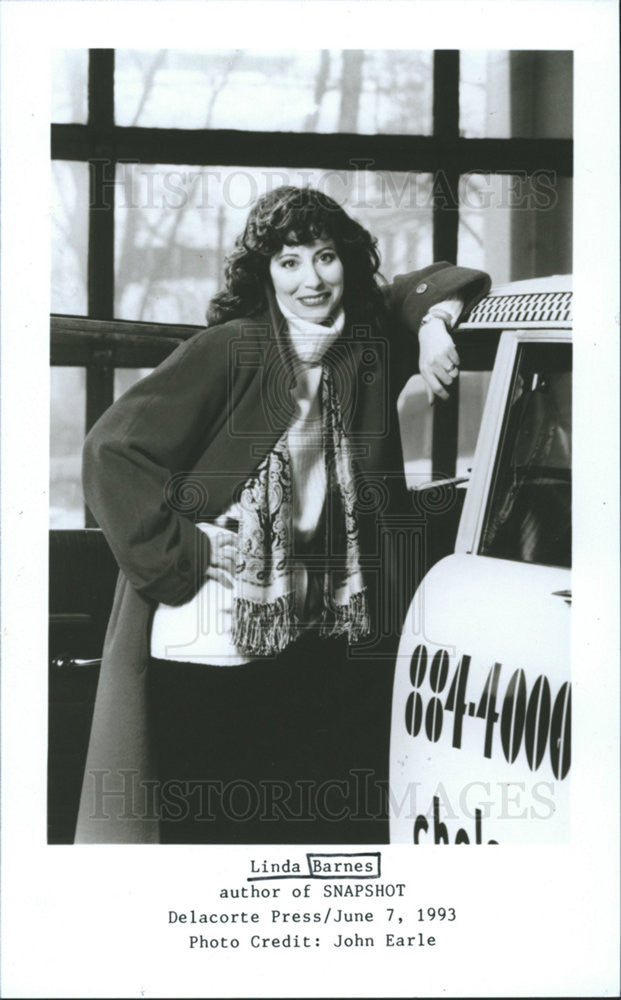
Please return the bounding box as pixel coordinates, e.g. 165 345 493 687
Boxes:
479 340 572 568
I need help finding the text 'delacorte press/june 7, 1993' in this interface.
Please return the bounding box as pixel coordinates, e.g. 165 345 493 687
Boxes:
166 853 457 951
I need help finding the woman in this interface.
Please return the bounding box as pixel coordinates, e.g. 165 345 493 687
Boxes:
75 186 490 844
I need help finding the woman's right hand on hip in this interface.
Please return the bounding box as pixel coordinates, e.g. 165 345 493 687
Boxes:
204 531 237 589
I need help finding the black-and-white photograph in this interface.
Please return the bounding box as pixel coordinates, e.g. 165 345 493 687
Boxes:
49 46 573 847
1 2 619 997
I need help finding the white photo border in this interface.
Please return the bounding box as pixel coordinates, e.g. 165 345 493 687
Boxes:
1 2 619 997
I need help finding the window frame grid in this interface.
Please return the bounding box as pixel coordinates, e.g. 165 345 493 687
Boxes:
50 47 573 520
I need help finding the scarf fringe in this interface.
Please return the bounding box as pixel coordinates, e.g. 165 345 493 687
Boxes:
320 588 371 643
232 592 299 657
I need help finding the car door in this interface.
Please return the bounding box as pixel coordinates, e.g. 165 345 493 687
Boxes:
390 327 572 844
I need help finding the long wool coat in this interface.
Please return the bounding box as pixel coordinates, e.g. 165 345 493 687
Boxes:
75 262 491 843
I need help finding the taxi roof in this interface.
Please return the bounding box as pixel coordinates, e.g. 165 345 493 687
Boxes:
459 273 572 330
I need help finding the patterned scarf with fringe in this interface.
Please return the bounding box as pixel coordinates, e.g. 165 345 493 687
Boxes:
231 363 370 657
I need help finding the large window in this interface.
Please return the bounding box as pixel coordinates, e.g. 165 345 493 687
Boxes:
51 49 573 525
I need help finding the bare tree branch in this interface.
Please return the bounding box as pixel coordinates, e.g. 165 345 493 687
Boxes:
303 50 331 131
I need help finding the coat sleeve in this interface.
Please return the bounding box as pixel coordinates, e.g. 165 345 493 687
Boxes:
82 326 233 607
384 261 491 336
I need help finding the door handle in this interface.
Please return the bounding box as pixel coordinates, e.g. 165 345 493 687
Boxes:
51 653 102 669
552 589 572 605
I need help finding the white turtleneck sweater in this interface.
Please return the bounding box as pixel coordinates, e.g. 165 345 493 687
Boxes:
150 297 462 664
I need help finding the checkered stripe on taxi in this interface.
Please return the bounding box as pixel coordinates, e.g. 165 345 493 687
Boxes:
468 290 572 326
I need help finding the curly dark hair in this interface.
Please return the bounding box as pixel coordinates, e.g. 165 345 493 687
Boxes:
206 185 385 326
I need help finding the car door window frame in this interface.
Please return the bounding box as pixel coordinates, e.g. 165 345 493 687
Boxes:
455 328 572 557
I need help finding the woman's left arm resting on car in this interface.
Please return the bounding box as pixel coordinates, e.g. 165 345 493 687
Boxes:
385 262 492 401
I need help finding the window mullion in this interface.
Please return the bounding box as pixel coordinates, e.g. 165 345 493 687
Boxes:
87 49 115 322
432 50 460 262
85 50 116 525
431 51 461 480
88 49 114 128
433 50 460 141
87 157 115 320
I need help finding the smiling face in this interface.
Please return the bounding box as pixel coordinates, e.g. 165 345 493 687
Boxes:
269 238 345 323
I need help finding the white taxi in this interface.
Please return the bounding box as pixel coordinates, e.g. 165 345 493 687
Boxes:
390 275 572 845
